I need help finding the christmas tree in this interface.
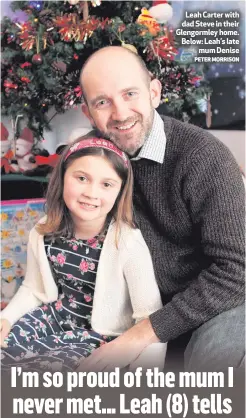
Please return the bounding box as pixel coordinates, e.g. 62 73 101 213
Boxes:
1 0 211 141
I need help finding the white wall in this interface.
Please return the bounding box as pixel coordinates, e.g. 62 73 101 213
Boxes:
209 130 245 172
44 107 92 152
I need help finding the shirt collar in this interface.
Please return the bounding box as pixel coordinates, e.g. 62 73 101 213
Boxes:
131 110 166 164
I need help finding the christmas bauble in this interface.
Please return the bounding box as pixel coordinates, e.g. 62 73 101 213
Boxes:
91 0 101 6
29 1 43 10
122 43 138 54
68 0 80 4
149 1 173 23
196 97 208 113
32 53 43 65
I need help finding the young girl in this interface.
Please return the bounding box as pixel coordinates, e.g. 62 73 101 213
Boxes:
0 136 166 371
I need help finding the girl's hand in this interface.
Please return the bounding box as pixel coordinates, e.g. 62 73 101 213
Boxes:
0 319 11 347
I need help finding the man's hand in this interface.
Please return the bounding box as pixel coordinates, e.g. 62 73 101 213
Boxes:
0 318 11 347
77 318 159 372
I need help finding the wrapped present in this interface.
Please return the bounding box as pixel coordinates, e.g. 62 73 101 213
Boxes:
1 198 45 308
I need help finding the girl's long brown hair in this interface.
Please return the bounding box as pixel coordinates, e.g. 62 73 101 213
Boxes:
37 134 135 246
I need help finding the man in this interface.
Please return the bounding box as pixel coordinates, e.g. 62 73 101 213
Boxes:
79 46 245 371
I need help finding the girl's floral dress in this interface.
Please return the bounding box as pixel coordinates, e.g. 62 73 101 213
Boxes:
1 233 113 372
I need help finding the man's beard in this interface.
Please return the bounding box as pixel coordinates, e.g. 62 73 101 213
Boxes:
91 110 154 157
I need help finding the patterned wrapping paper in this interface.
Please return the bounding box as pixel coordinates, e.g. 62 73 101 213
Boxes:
1 199 45 309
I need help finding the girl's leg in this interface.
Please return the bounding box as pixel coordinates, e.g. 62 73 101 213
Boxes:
5 304 63 348
2 328 114 371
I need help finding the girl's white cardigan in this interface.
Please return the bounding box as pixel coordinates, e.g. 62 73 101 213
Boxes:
1 219 167 368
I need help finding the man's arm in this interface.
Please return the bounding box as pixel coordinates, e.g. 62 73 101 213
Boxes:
150 139 245 342
77 318 158 371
